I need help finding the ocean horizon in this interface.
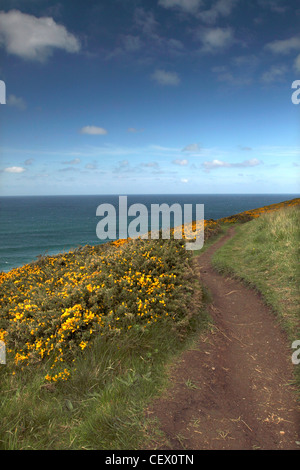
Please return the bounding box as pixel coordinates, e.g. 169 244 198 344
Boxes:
0 193 298 273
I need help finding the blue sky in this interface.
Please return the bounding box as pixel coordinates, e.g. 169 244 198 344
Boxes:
0 0 299 195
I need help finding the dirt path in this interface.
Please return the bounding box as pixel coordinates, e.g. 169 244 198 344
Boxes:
146 228 300 450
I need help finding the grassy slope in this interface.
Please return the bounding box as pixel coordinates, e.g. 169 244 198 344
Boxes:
212 205 300 391
0 316 212 450
0 238 211 450
0 198 299 449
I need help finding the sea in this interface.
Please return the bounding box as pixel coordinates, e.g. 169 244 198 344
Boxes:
0 194 298 273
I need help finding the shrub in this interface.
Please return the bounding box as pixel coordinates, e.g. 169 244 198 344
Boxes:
0 238 202 382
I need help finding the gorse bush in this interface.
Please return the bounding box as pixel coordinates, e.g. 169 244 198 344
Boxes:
218 197 300 225
1 198 298 384
0 238 202 382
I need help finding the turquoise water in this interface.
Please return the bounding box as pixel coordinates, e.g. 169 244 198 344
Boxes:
0 194 297 272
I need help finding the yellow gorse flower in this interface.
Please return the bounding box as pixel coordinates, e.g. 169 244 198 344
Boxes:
0 198 298 382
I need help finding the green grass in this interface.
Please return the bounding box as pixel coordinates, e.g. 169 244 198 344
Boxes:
0 310 212 450
0 237 212 450
2 203 298 449
191 222 230 256
212 205 300 391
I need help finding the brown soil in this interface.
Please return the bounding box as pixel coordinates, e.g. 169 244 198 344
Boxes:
146 228 300 450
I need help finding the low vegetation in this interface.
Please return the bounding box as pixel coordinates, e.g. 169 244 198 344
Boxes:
0 197 299 449
212 205 300 390
0 237 207 449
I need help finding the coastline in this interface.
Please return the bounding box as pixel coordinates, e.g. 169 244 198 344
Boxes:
1 196 299 275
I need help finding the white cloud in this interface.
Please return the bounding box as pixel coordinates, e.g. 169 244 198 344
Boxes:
107 34 143 59
141 161 159 168
261 65 287 83
122 35 143 52
240 146 252 151
182 143 201 152
241 158 262 167
80 126 108 135
7 94 26 110
203 159 230 169
0 10 80 62
4 166 26 173
198 0 238 24
294 54 300 73
134 8 158 37
85 163 98 170
159 0 238 22
158 0 203 13
127 127 144 133
203 158 262 170
58 166 79 173
181 178 189 183
265 36 300 54
151 69 180 86
258 0 287 13
132 7 185 59
63 158 81 165
212 54 258 86
173 158 189 165
199 27 234 53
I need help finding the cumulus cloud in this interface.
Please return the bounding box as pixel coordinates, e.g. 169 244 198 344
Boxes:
173 158 189 165
58 167 80 173
132 7 186 59
240 146 252 151
212 54 258 86
85 163 98 170
4 166 26 173
198 0 238 24
122 34 143 52
158 0 203 13
62 158 81 165
199 27 234 53
113 159 143 175
107 34 143 59
182 143 201 152
140 161 159 168
127 127 144 133
203 158 262 170
7 94 26 110
159 0 238 23
151 69 180 86
134 8 159 37
258 0 288 14
265 36 300 54
0 10 80 62
80 126 108 135
261 65 287 83
294 54 300 73
203 159 230 169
